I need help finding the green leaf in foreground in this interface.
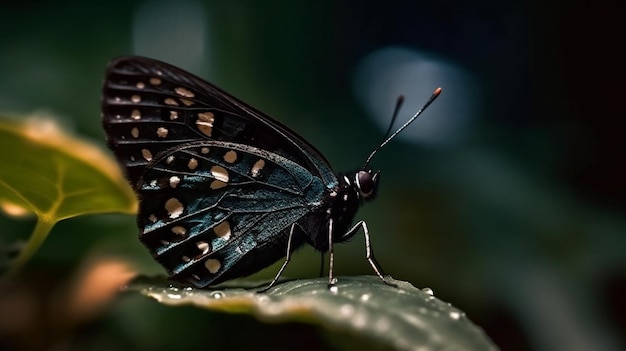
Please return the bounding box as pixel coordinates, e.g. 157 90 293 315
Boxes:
0 115 137 275
128 275 498 351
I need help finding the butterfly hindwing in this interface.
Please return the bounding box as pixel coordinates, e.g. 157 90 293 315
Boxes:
135 140 326 286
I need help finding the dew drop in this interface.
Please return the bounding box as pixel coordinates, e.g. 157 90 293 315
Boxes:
421 287 434 296
166 293 182 300
340 304 355 317
449 311 463 320
210 291 224 299
257 295 270 304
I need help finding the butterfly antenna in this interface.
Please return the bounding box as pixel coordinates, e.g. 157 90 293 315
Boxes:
363 87 442 169
382 95 405 140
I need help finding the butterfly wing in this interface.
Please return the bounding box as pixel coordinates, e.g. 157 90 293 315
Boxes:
102 56 337 188
101 57 336 287
136 140 326 286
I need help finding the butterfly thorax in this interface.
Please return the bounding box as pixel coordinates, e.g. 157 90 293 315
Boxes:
302 169 380 252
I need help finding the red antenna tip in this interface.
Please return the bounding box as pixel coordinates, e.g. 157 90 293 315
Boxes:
434 87 442 95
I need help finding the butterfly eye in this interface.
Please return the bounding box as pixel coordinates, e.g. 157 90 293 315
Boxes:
356 170 380 200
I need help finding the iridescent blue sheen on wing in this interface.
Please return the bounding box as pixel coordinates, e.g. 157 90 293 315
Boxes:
136 141 327 286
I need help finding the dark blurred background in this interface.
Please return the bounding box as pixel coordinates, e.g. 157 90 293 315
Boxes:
0 0 624 350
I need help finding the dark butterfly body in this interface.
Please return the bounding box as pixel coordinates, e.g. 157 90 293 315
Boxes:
102 56 439 289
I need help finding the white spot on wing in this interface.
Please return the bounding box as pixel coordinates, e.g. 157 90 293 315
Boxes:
175 87 195 98
210 165 229 182
251 159 265 177
142 148 153 161
223 150 237 163
131 95 141 103
205 258 221 273
196 241 210 255
164 98 179 106
149 77 162 85
131 127 139 138
187 158 198 170
171 226 187 235
214 221 231 240
131 109 141 120
169 110 179 120
165 198 184 219
169 176 180 188
196 112 215 136
156 127 168 138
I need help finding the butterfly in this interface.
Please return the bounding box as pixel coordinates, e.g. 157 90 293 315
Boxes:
101 56 440 289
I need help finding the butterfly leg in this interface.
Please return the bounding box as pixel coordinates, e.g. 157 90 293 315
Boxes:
258 223 299 293
327 218 337 287
344 220 397 287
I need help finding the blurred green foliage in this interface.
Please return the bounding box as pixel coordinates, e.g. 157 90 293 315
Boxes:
0 1 624 351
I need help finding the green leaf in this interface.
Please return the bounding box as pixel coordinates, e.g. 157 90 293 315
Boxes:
0 115 136 275
127 275 498 351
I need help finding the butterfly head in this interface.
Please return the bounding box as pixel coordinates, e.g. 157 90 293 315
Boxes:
355 169 380 201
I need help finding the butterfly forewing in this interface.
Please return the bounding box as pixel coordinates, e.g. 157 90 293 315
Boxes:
101 57 336 287
102 57 337 188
